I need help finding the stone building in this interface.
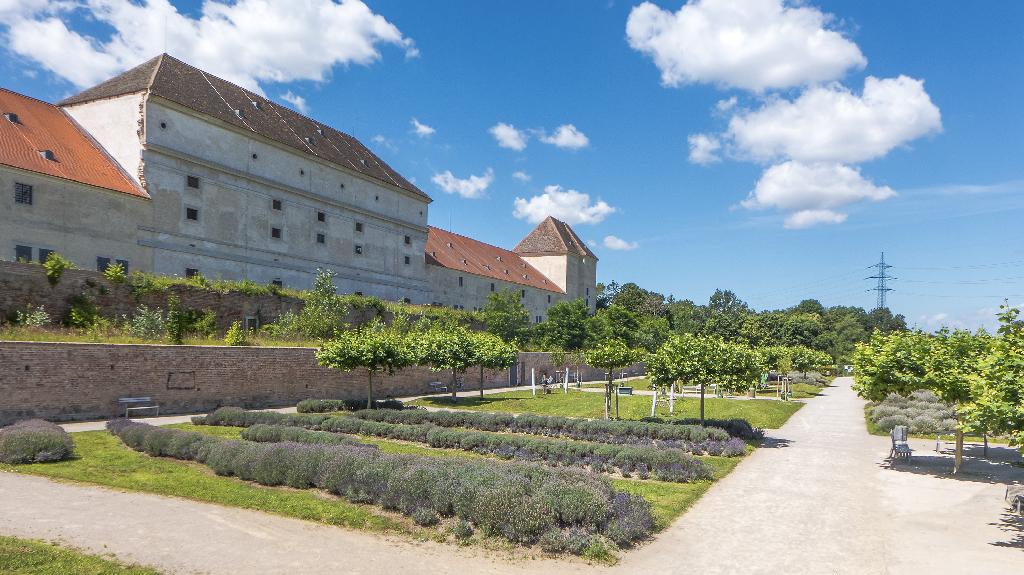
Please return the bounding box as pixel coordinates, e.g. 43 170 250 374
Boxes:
1 54 596 317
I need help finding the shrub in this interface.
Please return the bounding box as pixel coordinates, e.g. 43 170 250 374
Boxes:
296 398 405 413
451 519 474 540
124 305 166 340
0 419 74 464
412 507 440 526
224 321 249 346
15 304 50 327
42 252 74 286
868 391 957 434
67 293 102 329
103 262 127 283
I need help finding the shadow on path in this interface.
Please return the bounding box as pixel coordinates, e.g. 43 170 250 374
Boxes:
990 510 1024 549
759 437 793 449
879 443 1023 484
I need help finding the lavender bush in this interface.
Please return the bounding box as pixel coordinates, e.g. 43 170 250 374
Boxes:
107 421 654 552
297 398 405 413
0 419 74 464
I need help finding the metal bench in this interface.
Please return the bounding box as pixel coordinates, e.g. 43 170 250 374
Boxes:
428 380 464 393
118 397 159 419
1007 486 1024 515
890 425 912 464
618 386 633 396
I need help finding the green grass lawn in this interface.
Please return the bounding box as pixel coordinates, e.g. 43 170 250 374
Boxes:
410 389 802 429
0 536 162 575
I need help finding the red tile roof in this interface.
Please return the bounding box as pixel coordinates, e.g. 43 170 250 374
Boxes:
60 54 427 200
426 227 563 293
0 88 146 198
513 216 597 259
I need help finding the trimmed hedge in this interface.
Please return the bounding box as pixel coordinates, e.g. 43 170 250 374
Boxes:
641 417 764 441
241 424 376 448
297 398 405 413
108 420 654 550
198 408 723 481
0 419 74 464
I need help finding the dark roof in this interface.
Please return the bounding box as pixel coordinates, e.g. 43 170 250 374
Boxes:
0 88 147 198
426 227 563 293
513 216 597 259
60 54 428 200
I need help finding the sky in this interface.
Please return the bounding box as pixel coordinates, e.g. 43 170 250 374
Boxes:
2 0 1023 331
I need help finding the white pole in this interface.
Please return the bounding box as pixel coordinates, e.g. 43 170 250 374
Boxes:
531 368 536 397
669 383 675 414
564 367 569 393
650 388 657 417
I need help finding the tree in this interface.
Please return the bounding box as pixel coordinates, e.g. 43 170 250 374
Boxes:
317 322 412 409
790 346 832 377
610 282 667 317
701 289 749 341
295 268 349 339
415 325 477 402
587 304 641 347
469 331 518 398
481 289 530 344
648 333 719 424
966 306 1024 455
584 339 641 419
717 341 765 396
924 329 990 472
536 299 589 351
635 315 671 353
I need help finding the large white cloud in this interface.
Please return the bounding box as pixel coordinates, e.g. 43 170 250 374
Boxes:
2 0 415 92
727 75 942 163
432 168 494 199
513 185 615 225
626 0 866 92
539 124 590 150
489 122 528 151
742 161 895 228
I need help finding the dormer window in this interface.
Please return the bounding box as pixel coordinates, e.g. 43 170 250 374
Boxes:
234 109 245 119
4 112 20 124
304 136 314 145
252 101 262 110
315 127 324 136
38 150 55 161
496 256 502 262
446 242 453 248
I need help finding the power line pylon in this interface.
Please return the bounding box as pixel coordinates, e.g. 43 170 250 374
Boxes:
866 251 895 310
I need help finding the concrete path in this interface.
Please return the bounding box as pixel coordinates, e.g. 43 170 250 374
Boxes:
5 377 1022 574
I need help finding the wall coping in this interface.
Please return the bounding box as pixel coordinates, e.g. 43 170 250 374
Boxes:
0 340 319 351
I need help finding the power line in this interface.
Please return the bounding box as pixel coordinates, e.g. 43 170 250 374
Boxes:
867 251 895 310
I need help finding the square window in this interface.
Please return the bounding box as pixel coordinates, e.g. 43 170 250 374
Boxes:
271 279 283 287
355 222 364 233
354 291 363 296
317 211 326 222
15 245 32 262
185 207 199 221
14 183 32 205
271 227 282 239
185 268 199 278
37 248 53 264
404 235 411 245
116 259 130 273
186 175 200 189
354 244 363 255
316 233 325 244
96 257 111 271
272 198 282 210
404 255 411 265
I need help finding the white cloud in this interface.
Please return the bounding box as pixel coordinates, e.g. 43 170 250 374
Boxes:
688 133 721 165
512 170 531 182
2 0 416 92
603 235 639 251
489 122 528 151
715 96 738 113
431 168 494 199
280 91 309 114
539 124 590 150
513 185 615 225
626 0 865 92
410 118 435 137
371 134 397 152
742 161 895 228
727 76 942 164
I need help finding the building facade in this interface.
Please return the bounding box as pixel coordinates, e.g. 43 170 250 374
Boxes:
1 55 596 316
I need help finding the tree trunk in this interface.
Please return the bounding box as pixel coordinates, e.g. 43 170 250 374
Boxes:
366 371 374 410
479 365 485 398
451 370 458 403
604 375 612 419
953 428 964 474
983 433 989 458
700 382 706 426
615 378 620 420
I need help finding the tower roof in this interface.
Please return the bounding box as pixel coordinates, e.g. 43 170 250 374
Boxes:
426 227 563 293
59 54 428 201
513 216 597 260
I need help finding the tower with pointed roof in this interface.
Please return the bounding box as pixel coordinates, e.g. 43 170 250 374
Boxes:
513 217 598 313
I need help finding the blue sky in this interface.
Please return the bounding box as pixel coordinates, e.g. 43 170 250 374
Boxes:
3 1 1023 331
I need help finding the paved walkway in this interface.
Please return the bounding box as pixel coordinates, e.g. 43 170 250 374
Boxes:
4 377 1022 574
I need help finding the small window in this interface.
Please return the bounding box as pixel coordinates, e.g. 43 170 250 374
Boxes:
521 289 526 299
547 294 551 303
586 287 590 296
403 298 411 304
252 153 258 159
375 195 379 201
272 198 282 210
271 227 282 239
355 222 363 233
160 121 167 129
116 259 130 273
185 268 199 278
490 283 495 292
37 248 53 264
15 245 32 262
317 211 326 223
39 150 55 161
96 257 111 271
4 112 20 124
316 233 325 244
404 235 411 245
244 316 259 330
586 298 590 308
458 276 464 287
354 244 363 255
271 279 283 287
404 256 411 265
354 291 363 296
14 183 32 205
186 175 200 189
185 207 199 221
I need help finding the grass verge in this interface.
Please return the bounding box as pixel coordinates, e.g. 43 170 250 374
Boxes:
0 535 162 575
410 390 802 429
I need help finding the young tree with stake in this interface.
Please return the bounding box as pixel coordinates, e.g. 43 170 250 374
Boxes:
316 321 411 410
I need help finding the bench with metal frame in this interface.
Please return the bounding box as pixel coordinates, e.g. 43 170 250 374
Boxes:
617 386 633 396
1007 486 1024 515
429 379 465 394
118 397 159 419
889 425 913 464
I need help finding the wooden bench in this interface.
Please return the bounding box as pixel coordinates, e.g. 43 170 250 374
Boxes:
617 386 633 396
118 397 159 419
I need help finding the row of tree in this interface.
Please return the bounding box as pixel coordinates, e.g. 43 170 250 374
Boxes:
316 322 518 408
852 305 1024 472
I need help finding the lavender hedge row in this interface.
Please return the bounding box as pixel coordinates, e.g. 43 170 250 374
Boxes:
0 419 74 464
297 398 405 413
108 420 654 550
640 417 763 441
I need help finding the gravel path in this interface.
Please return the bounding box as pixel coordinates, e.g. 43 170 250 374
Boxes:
4 377 1021 574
